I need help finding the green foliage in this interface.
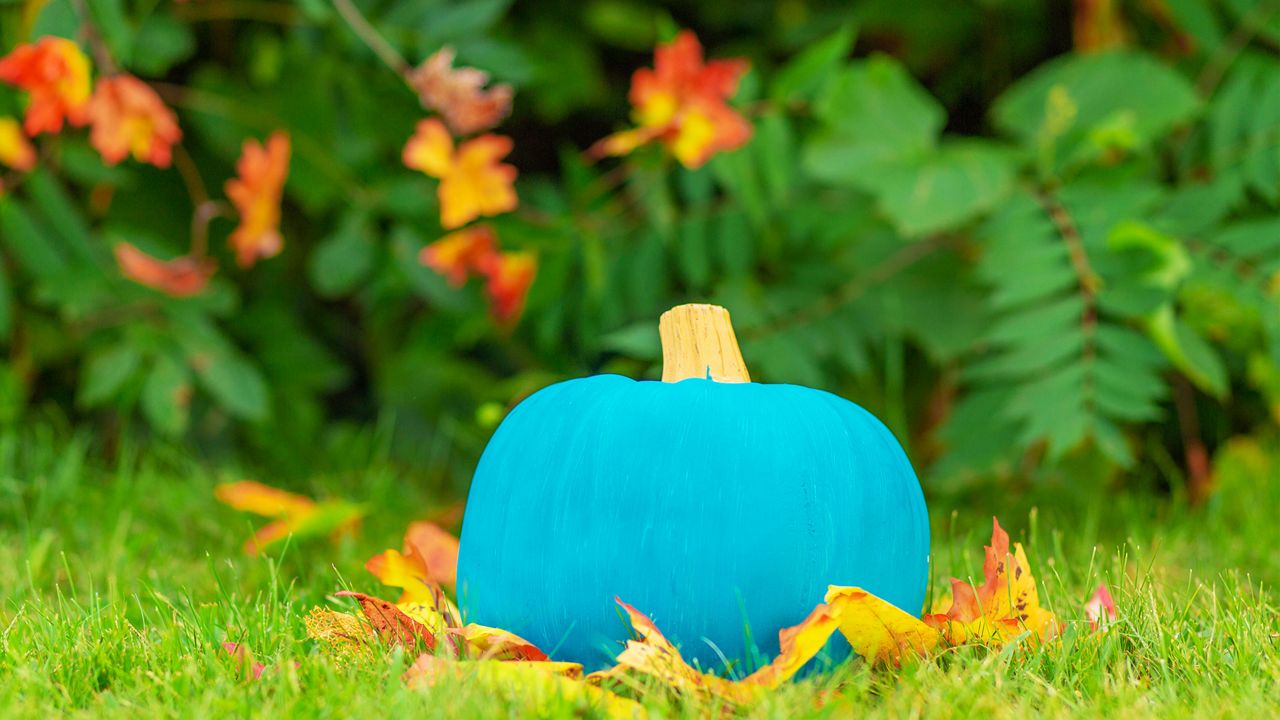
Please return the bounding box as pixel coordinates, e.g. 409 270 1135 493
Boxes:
1 0 1279 494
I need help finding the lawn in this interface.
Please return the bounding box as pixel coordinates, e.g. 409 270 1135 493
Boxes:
2 426 1277 719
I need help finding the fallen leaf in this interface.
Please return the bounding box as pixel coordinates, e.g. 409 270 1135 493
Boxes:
214 480 365 555
449 623 550 662
822 587 941 666
221 641 266 680
923 518 1060 645
304 607 374 660
587 598 755 704
407 47 513 135
405 654 639 718
335 591 443 652
590 587 940 705
366 520 460 600
1085 584 1117 632
738 602 841 688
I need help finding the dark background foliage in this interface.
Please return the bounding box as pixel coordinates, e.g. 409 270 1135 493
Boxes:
1 0 1277 506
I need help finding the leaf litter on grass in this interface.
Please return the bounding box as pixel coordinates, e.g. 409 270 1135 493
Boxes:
216 483 1120 710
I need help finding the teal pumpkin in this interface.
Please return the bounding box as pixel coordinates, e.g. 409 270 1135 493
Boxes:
458 304 929 670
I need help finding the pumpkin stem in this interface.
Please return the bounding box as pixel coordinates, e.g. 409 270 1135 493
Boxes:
659 304 751 383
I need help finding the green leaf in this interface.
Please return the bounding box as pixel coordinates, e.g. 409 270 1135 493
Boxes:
0 262 10 342
1222 0 1280 49
142 352 191 436
770 23 857 106
1153 176 1244 236
78 343 142 408
308 211 376 297
129 13 196 75
171 313 271 422
195 351 270 422
0 197 68 280
871 140 1019 237
599 322 660 360
992 51 1199 174
676 215 712 290
1164 0 1225 56
754 112 797 210
88 0 133 62
805 54 945 182
25 170 97 265
1206 54 1280 205
1147 305 1229 398
0 362 23 424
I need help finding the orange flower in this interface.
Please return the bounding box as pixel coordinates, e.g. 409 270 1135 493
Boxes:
407 47 513 135
0 117 36 171
113 242 215 298
0 37 92 135
479 251 535 323
589 30 752 168
402 118 517 229
419 224 497 286
86 75 182 167
225 132 290 268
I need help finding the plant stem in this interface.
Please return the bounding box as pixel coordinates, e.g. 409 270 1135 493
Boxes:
1174 376 1213 506
331 0 410 76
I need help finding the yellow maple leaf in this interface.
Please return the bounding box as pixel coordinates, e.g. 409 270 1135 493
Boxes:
923 517 1061 644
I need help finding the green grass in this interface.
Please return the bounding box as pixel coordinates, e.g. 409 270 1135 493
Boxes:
1 426 1278 718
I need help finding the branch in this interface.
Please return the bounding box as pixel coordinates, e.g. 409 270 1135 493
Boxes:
1033 188 1099 406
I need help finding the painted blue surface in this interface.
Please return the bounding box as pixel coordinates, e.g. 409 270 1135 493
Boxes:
457 375 929 671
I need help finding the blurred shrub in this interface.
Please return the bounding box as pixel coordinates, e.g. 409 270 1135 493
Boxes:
0 0 1277 498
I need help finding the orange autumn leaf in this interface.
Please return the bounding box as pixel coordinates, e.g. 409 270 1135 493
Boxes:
113 241 216 297
479 250 535 324
419 224 497 287
225 131 290 268
402 118 517 229
214 480 365 555
335 591 443 652
407 47 513 135
0 117 37 171
366 520 460 601
448 623 551 662
0 37 91 135
589 30 752 168
589 588 940 705
87 75 182 167
922 517 1060 645
587 598 752 703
